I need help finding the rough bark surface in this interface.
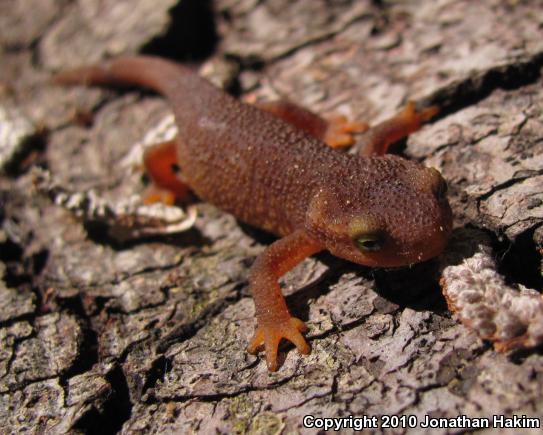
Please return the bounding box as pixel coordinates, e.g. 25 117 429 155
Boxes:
1 0 542 433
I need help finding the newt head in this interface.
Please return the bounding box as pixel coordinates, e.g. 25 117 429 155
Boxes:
305 155 452 268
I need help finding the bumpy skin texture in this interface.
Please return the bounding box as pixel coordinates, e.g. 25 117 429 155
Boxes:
55 56 452 371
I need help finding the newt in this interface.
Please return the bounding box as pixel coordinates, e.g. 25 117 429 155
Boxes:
55 56 452 371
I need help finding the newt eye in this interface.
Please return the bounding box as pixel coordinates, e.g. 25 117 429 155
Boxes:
355 232 385 252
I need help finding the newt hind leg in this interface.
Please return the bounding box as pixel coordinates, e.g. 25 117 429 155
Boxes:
254 100 368 149
142 138 193 205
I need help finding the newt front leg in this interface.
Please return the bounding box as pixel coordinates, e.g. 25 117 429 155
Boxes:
358 102 438 156
247 229 323 371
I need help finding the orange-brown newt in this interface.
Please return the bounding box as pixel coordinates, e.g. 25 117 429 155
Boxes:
55 56 452 371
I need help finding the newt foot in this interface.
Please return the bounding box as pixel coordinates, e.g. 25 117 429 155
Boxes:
324 115 369 149
143 185 177 205
247 316 310 371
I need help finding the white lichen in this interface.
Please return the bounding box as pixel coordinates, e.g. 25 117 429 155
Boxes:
0 103 37 172
120 114 177 171
441 232 543 351
32 167 196 242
